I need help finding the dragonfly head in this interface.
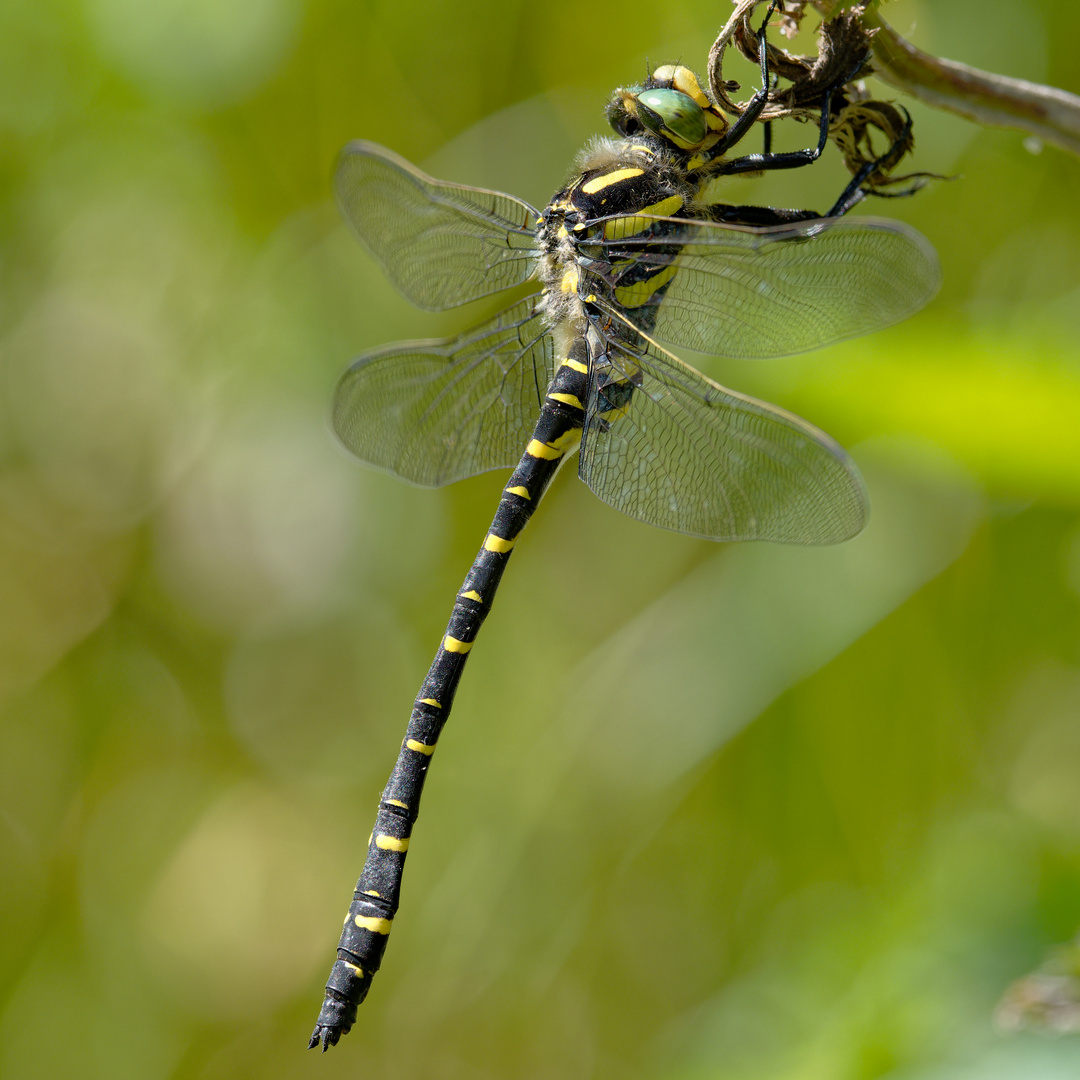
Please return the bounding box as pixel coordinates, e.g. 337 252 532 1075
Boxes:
606 64 728 153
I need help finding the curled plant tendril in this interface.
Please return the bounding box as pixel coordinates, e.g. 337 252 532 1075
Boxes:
705 1 939 194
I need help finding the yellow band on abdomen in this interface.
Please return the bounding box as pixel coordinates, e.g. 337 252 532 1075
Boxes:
483 533 517 553
354 915 392 934
548 392 584 410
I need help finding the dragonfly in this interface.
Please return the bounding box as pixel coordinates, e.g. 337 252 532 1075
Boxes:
311 19 940 1051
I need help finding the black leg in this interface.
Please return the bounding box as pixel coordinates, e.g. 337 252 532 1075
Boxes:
710 1 854 177
704 202 821 227
705 107 921 226
710 0 781 157
720 89 834 175
824 107 915 217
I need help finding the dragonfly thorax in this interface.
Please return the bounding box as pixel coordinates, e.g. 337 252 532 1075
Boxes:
536 138 694 334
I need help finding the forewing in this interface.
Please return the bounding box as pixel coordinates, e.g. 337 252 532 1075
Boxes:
600 215 940 358
578 339 867 543
332 298 553 486
335 141 540 311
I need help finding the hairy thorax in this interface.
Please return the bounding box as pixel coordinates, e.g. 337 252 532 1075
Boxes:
535 137 696 345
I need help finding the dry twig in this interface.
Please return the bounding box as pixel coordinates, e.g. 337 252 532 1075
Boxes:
797 0 1080 156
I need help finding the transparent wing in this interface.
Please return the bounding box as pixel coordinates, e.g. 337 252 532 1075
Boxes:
578 336 866 544
335 140 540 312
332 298 552 486
593 215 940 357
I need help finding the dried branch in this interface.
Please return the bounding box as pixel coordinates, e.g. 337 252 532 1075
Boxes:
705 1 937 192
804 0 1080 157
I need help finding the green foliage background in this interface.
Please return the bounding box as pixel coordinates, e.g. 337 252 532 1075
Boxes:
2 0 1080 1076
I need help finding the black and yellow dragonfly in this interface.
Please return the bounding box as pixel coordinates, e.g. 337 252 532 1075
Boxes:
310 47 940 1050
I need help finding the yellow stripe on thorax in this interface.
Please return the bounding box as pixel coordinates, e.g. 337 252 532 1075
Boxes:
604 195 683 241
614 263 678 308
548 391 584 410
559 356 588 374
581 168 643 194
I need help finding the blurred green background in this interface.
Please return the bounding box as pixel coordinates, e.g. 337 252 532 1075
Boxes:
2 0 1080 1077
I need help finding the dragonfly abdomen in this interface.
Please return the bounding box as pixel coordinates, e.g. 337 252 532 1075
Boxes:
310 350 588 1050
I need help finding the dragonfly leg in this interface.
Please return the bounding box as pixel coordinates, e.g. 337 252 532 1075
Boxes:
701 202 821 227
708 1 781 156
719 86 836 176
709 0 859 177
702 107 922 224
824 106 921 217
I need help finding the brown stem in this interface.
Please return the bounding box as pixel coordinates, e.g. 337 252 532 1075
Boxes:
811 1 1080 156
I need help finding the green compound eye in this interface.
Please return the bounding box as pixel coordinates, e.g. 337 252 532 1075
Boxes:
636 88 708 145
